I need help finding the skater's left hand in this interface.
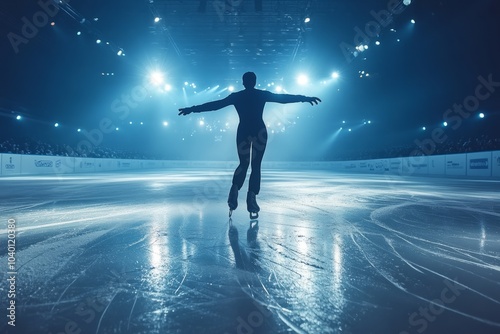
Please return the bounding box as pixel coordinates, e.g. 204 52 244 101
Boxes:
178 107 193 115
306 97 322 106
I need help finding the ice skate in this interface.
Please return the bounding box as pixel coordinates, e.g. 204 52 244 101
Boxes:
228 184 238 217
247 191 260 219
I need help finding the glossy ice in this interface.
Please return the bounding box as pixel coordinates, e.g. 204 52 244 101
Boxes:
1 169 499 334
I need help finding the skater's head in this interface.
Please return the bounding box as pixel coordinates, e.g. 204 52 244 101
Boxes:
242 72 257 89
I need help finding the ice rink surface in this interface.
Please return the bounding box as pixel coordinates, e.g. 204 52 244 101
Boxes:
1 168 500 334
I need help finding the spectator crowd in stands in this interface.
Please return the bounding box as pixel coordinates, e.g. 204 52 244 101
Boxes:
331 134 500 161
0 137 152 160
1 135 500 161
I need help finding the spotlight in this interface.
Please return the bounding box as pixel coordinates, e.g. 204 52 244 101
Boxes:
96 39 102 44
16 115 21 120
129 121 133 125
368 120 371 124
331 71 340 79
304 17 310 23
117 50 123 56
422 126 426 131
54 123 59 127
348 128 352 132
93 17 99 21
296 74 309 85
77 31 81 36
164 84 172 91
275 86 283 93
77 128 81 132
149 71 164 85
199 120 205 126
375 41 381 45
443 121 448 127
403 0 412 5
163 121 169 126
115 127 119 131
356 45 365 52
154 17 161 23
479 112 485 119
140 122 144 125
50 22 55 26
228 85 235 92
411 19 416 24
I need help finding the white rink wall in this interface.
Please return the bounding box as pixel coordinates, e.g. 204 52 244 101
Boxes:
1 151 499 178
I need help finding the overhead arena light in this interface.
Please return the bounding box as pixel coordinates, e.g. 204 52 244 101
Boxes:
149 71 164 85
296 74 309 85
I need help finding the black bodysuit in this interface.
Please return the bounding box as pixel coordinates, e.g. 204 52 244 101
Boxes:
190 88 307 194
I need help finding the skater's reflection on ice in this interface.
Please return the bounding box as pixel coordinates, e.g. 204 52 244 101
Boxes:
228 219 244 270
228 219 261 271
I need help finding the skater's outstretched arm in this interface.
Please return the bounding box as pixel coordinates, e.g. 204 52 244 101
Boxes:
178 95 234 115
266 92 321 106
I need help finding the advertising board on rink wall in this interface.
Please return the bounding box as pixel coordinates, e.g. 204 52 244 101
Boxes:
1 154 22 175
445 154 467 176
1 152 499 178
388 158 403 174
428 155 446 175
75 157 96 173
492 151 500 178
20 155 74 175
402 155 428 175
466 151 492 177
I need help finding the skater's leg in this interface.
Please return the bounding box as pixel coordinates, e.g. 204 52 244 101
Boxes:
229 128 251 212
232 128 251 190
248 128 268 195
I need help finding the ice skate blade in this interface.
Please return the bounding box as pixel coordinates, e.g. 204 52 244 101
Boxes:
249 212 259 220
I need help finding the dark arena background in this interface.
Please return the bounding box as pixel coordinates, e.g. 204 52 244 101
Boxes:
1 1 500 333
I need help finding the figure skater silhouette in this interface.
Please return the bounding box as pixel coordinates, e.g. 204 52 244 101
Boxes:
178 72 321 218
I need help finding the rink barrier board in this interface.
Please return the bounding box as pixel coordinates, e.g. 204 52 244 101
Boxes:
1 152 499 178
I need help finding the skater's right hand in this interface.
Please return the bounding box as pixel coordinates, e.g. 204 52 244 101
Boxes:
178 107 193 115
